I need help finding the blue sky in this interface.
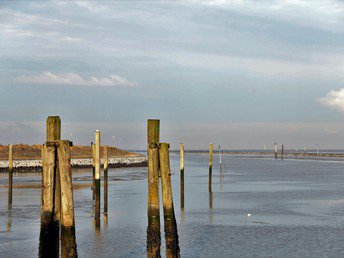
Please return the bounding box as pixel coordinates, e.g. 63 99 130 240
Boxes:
1 0 344 149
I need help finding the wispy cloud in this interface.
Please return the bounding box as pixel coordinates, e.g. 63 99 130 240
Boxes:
317 88 344 113
188 0 344 32
16 72 137 87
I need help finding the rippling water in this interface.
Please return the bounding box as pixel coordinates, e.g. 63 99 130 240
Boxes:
1 154 344 257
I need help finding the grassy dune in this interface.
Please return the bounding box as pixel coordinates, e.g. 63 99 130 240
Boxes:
0 144 139 160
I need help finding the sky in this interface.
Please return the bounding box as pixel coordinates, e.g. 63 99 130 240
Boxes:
1 0 344 150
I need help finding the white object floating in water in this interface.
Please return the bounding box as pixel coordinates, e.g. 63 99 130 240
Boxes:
247 213 252 217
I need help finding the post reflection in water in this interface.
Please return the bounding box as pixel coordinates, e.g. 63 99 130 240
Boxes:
93 219 101 239
104 214 108 230
181 208 185 224
7 204 12 232
209 190 214 224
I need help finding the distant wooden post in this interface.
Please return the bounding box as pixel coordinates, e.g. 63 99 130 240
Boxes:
147 119 161 257
8 144 13 205
281 144 284 160
39 116 61 258
274 143 278 159
104 145 109 214
159 143 180 258
58 140 77 258
94 130 101 228
209 143 213 192
180 143 184 210
91 142 95 200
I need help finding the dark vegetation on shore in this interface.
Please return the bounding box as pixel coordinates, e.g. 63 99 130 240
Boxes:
0 144 139 160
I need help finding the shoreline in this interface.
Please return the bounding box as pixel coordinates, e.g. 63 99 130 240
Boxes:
0 155 147 172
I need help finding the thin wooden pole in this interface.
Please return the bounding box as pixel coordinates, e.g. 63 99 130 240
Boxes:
58 140 77 258
147 119 161 258
104 145 108 214
8 144 13 205
209 143 213 193
159 143 180 258
180 143 184 210
94 130 101 228
281 144 284 160
274 142 278 159
91 142 95 200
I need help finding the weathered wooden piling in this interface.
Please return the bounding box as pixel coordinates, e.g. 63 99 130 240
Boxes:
39 144 56 257
209 143 213 193
104 145 109 214
58 140 77 258
281 144 284 160
159 143 180 258
91 142 95 200
39 116 61 258
180 143 184 209
274 142 278 159
8 144 13 205
147 119 161 258
94 130 101 228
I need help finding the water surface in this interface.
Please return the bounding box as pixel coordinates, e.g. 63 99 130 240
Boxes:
1 154 344 257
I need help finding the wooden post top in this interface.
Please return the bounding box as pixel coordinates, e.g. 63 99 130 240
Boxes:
46 116 61 141
147 119 160 144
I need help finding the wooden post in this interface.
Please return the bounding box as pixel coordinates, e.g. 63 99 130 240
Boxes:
147 119 161 257
159 143 180 258
180 143 184 210
281 144 284 160
39 116 61 258
209 143 213 193
58 140 77 258
8 144 13 205
104 145 109 214
91 142 95 200
274 143 278 159
94 130 101 228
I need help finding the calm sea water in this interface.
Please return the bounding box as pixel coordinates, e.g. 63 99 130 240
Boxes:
1 154 344 257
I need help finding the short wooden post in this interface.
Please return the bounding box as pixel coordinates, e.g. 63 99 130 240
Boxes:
8 144 13 205
159 143 180 258
274 142 278 159
104 145 109 214
58 140 77 258
209 143 213 192
91 142 95 200
180 143 184 210
94 130 101 228
147 119 161 257
281 144 284 160
39 116 61 258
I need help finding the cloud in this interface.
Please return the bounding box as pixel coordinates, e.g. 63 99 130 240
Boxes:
317 88 344 113
187 0 344 33
16 72 137 87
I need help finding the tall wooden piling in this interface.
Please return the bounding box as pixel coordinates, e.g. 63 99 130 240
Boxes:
180 143 184 210
147 119 161 258
159 143 180 258
104 145 109 214
8 144 13 205
209 143 213 193
58 140 77 258
281 144 284 160
94 130 101 228
39 116 61 258
274 142 278 159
